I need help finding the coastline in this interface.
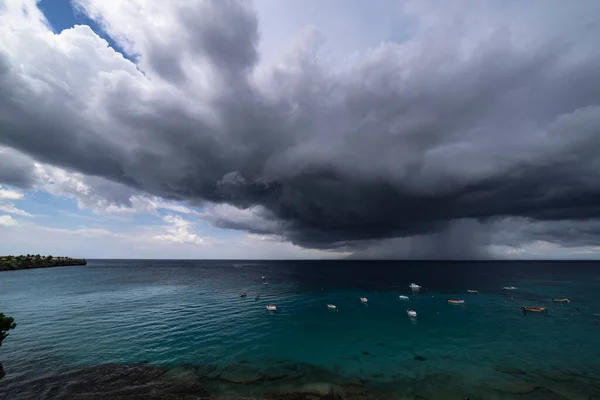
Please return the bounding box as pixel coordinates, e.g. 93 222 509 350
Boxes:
0 361 597 399
0 255 86 272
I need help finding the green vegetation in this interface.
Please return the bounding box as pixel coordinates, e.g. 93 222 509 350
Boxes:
0 314 16 348
0 255 87 271
0 313 16 379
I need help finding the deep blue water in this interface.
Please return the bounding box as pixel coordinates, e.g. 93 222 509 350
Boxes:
1 260 600 398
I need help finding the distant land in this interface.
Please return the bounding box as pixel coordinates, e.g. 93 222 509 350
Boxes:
0 255 87 271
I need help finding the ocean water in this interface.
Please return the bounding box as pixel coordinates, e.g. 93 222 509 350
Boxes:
1 260 600 398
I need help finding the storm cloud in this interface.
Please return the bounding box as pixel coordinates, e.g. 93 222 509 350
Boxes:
1 0 600 256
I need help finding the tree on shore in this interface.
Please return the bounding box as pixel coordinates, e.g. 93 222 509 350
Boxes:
0 313 16 380
0 314 15 346
0 255 86 271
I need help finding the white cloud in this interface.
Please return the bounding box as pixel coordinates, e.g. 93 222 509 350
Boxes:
0 184 32 217
0 218 341 259
0 215 18 227
0 203 33 217
152 214 204 245
33 163 197 216
0 187 24 200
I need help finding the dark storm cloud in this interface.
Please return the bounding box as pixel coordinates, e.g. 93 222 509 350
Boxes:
0 147 37 188
1 0 600 254
491 218 600 249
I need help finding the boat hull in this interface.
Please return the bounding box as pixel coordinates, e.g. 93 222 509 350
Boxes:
521 306 546 312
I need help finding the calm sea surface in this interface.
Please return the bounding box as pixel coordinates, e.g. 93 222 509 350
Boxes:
1 260 600 398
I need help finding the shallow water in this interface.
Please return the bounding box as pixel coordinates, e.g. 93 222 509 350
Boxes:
1 260 600 398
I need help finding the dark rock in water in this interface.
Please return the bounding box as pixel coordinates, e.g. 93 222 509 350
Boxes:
0 364 210 399
493 366 529 376
0 362 5 380
413 353 426 362
488 380 540 395
196 364 218 379
284 364 300 372
219 369 264 384
261 368 288 381
165 365 200 383
360 350 372 356
265 382 343 400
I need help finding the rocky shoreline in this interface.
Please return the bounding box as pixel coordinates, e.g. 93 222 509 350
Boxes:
0 255 86 272
1 361 599 399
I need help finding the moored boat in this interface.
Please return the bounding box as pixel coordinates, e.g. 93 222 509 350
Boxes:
409 283 421 290
503 286 518 291
399 295 409 300
240 292 247 297
266 305 277 311
407 309 417 318
360 297 368 303
467 290 479 294
521 306 546 312
447 299 465 304
255 295 260 300
327 304 337 310
552 298 570 303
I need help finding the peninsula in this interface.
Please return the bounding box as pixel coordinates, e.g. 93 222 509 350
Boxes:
0 255 87 271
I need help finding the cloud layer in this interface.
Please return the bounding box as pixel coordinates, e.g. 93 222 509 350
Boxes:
1 0 600 257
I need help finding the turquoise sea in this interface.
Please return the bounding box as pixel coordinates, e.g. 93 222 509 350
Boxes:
1 260 600 399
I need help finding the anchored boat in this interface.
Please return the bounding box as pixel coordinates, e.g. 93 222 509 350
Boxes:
266 305 277 311
360 297 368 303
409 283 421 290
407 309 417 318
552 298 570 303
399 295 409 300
467 290 479 294
446 299 465 304
503 286 518 291
521 306 546 312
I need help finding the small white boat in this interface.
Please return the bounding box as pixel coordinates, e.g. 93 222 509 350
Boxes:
407 309 417 318
447 299 465 304
552 298 570 303
409 283 421 290
360 297 368 303
467 290 479 294
266 305 277 311
503 286 518 291
399 295 409 300
263 282 268 285
327 304 337 310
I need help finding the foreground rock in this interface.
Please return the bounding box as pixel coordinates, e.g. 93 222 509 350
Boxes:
0 364 209 399
3 362 598 399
